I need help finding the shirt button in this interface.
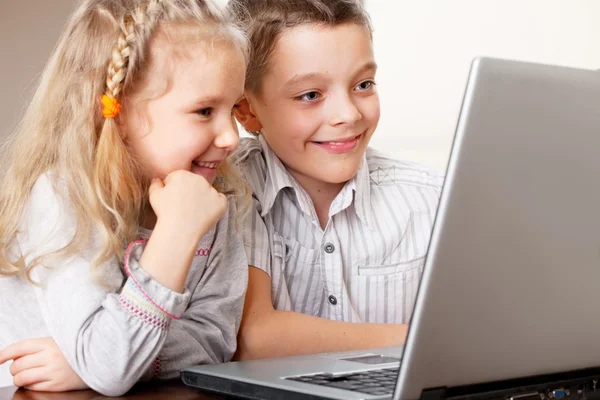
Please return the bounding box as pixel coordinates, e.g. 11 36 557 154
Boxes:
328 295 338 305
324 243 335 253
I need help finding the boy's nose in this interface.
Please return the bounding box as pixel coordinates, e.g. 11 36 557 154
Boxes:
328 93 362 126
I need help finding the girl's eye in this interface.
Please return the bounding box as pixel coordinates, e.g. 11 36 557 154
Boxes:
196 108 213 117
296 91 321 102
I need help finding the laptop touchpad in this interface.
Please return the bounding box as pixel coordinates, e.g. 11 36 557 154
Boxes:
340 355 400 365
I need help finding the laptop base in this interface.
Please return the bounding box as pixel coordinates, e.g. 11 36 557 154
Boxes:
181 370 336 400
421 367 600 400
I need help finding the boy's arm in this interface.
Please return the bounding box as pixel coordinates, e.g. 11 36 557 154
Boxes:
235 267 408 361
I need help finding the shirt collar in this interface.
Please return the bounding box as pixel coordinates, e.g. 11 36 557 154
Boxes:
258 135 375 229
349 155 375 229
258 136 317 221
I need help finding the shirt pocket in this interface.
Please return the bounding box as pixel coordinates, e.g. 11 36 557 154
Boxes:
357 256 424 277
351 257 424 324
272 232 319 268
272 232 322 315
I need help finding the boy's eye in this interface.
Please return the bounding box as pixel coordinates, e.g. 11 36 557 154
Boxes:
196 107 213 117
296 91 321 102
355 80 376 91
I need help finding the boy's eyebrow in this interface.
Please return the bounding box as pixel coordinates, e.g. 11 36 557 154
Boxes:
283 61 378 89
284 72 328 89
355 61 378 76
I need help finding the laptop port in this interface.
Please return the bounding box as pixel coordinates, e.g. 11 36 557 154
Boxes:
508 392 541 400
550 388 568 399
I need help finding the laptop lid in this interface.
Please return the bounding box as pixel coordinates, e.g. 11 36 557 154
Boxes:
396 57 600 399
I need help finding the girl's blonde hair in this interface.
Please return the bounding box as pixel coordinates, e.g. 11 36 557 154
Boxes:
0 0 250 283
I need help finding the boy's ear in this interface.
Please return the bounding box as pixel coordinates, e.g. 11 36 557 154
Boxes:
234 97 263 133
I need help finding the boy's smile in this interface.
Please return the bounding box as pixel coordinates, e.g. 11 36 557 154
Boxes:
311 132 365 154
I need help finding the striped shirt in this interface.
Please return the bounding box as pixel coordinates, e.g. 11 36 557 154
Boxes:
235 136 443 324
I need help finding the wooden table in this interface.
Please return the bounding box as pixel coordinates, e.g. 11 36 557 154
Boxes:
0 381 226 400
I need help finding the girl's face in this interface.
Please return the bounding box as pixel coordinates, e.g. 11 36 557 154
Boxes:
125 39 246 185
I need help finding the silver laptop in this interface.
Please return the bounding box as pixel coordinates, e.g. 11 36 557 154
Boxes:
181 57 600 400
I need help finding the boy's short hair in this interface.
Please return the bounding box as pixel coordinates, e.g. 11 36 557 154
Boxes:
228 0 372 94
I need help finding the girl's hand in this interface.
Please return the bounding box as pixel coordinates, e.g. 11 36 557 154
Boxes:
0 338 88 392
148 170 227 241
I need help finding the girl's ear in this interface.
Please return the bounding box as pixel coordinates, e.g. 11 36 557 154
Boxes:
116 109 133 141
117 123 128 140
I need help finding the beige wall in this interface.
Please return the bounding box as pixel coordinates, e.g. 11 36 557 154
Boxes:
2 0 599 172
367 0 600 172
0 0 76 140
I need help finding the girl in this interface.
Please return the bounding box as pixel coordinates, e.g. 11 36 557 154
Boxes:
0 0 249 395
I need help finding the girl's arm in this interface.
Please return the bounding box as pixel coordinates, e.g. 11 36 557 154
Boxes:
0 203 247 390
147 201 248 379
8 173 222 396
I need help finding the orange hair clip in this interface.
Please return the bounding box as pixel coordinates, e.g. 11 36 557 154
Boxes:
101 94 121 119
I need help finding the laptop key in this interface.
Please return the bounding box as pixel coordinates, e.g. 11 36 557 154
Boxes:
286 367 399 394
326 380 367 390
356 387 394 395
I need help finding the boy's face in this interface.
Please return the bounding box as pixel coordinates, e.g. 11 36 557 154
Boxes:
242 23 380 189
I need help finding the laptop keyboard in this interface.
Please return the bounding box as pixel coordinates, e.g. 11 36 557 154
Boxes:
286 367 399 396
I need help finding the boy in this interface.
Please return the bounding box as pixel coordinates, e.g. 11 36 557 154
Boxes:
230 0 443 360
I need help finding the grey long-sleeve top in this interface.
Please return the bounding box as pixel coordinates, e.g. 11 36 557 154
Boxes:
0 173 248 396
